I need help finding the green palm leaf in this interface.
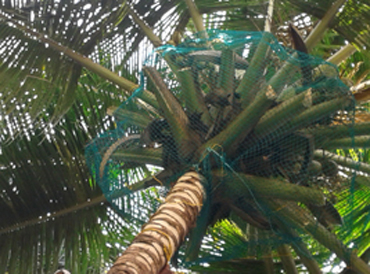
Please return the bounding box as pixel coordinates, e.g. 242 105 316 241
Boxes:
2 0 370 273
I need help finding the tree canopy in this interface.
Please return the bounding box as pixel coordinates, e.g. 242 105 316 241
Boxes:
1 0 370 273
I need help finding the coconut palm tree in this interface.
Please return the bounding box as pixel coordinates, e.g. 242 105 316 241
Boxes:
1 0 370 273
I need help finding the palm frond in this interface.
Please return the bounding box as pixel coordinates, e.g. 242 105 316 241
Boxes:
0 0 129 124
0 62 128 273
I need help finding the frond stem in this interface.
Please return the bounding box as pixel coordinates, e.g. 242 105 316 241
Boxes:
0 195 106 235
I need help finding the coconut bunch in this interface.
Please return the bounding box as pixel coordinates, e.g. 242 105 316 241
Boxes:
92 30 370 270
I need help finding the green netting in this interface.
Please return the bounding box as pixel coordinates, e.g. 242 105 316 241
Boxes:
85 30 370 271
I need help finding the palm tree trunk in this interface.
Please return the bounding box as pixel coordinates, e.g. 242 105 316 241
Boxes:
108 171 205 274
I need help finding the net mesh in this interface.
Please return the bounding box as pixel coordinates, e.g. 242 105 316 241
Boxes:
85 30 370 271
